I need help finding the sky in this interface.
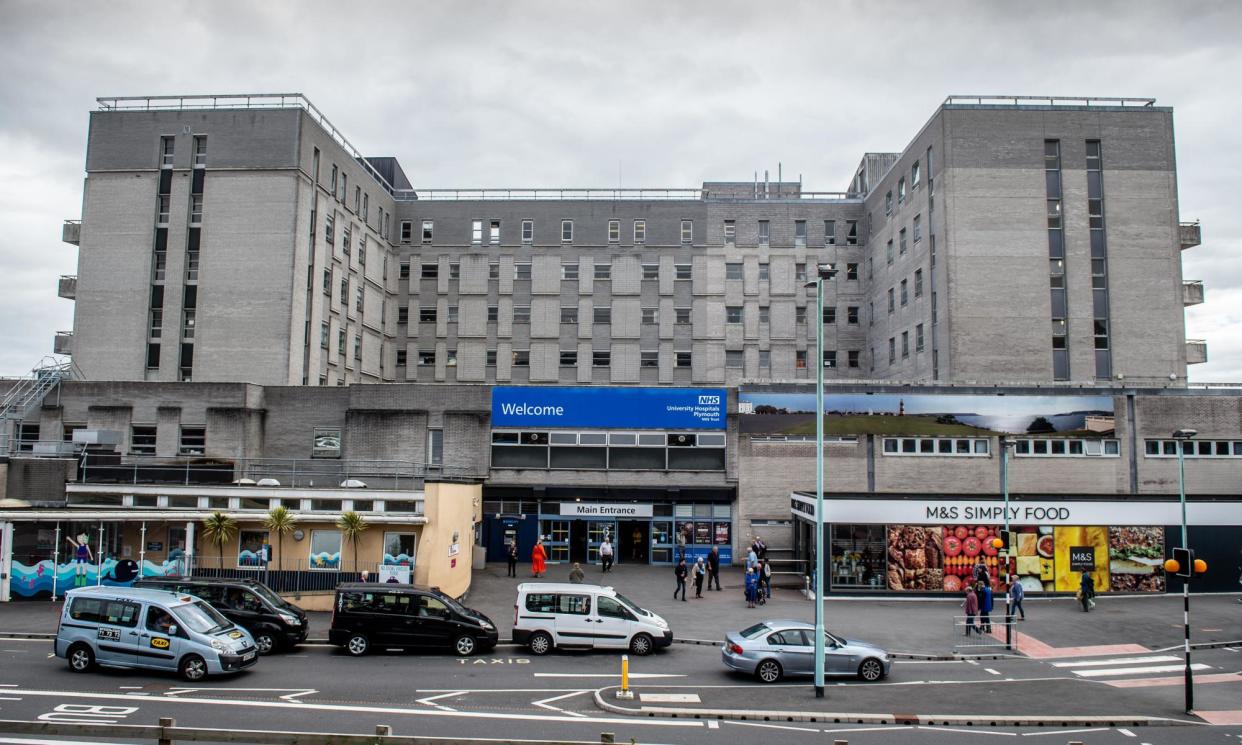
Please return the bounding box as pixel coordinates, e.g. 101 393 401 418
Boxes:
1 0 1239 382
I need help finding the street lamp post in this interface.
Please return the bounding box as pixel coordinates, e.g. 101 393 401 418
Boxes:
806 263 837 699
1001 438 1016 650
1173 427 1196 714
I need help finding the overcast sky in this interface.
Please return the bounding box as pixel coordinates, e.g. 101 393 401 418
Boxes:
1 0 1239 382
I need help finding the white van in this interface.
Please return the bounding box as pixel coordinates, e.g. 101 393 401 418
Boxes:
513 583 672 656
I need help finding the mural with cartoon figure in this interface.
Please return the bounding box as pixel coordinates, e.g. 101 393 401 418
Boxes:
65 534 93 588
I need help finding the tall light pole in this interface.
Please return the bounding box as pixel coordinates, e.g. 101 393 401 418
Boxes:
1172 427 1196 713
1000 438 1016 650
805 262 837 699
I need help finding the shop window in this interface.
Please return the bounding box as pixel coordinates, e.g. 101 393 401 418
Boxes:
238 530 269 567
831 524 886 590
383 532 417 565
309 530 342 569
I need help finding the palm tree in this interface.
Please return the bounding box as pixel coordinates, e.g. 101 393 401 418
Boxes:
200 512 237 570
337 511 369 573
262 506 297 571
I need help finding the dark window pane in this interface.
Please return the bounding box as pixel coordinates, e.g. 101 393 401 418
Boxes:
1053 349 1069 380
1045 170 1061 197
1047 229 1064 258
1093 289 1109 317
1050 288 1067 317
1095 350 1111 378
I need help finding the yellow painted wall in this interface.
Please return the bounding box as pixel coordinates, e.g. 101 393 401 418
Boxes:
415 482 482 598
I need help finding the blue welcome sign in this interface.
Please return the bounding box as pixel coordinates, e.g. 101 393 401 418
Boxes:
492 387 727 430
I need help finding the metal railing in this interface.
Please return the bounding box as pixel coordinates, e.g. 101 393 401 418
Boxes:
0 357 76 452
945 95 1156 108
77 455 481 489
393 187 859 202
95 94 397 195
184 557 388 595
952 615 1019 652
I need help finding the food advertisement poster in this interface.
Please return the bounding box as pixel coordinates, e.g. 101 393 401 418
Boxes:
885 526 943 591
1054 526 1110 592
1109 527 1165 592
738 391 1114 437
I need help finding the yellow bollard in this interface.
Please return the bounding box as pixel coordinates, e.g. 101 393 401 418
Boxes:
616 654 634 699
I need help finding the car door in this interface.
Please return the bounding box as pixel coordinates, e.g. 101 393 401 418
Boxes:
551 593 595 647
767 629 814 675
824 631 853 674
414 594 458 649
74 597 142 666
220 587 263 635
593 596 635 649
136 605 182 672
373 591 419 647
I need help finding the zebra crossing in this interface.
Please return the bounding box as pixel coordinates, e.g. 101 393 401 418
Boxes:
1049 653 1224 687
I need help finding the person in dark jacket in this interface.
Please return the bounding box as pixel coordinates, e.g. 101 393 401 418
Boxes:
1080 571 1095 612
673 559 688 601
979 582 994 633
707 546 721 591
1009 574 1026 620
506 540 518 578
962 585 980 635
744 567 760 608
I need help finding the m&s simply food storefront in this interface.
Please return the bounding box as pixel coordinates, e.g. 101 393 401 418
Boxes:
791 494 1242 595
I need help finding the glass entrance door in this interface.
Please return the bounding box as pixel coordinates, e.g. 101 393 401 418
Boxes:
541 520 570 563
650 520 674 564
586 521 615 564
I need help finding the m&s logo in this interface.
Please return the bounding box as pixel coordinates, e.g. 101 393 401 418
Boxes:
698 395 721 405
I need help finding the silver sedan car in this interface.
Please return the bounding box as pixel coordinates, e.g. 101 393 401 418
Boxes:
721 620 892 683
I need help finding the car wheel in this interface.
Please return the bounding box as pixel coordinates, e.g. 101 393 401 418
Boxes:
254 632 277 656
453 635 478 657
346 634 369 657
755 659 783 683
629 633 654 656
179 654 208 682
528 631 553 656
67 644 95 673
858 657 885 682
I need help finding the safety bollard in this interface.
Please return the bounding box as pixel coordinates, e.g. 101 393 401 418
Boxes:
834 740 848 745
600 734 615 744
158 717 175 745
616 654 634 699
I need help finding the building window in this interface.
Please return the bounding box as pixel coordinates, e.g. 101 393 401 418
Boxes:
641 350 659 368
887 288 895 313
608 220 620 242
916 323 925 352
446 305 459 323
846 306 859 325
521 219 533 243
485 350 497 366
513 306 531 324
418 350 435 366
355 286 364 312
911 160 921 188
179 426 206 456
422 220 434 242
759 306 770 324
560 349 578 367
320 322 329 348
514 263 532 280
149 308 163 339
1144 439 1242 458
758 264 769 281
726 350 743 368
726 306 743 324
1046 139 1070 381
594 263 611 280
845 263 858 281
757 220 769 246
131 425 157 456
512 350 530 367
444 348 457 367
448 262 460 280
726 263 743 280
898 178 906 205
680 220 693 244
642 263 659 280
471 219 483 244
675 351 692 368
487 306 499 322
913 214 922 243
795 306 807 325
160 136 175 167
675 308 691 324
489 262 500 280
562 263 579 281
846 220 858 245
396 349 407 366
848 350 860 368
900 279 908 306
866 257 873 279
181 309 196 340
723 220 736 243
794 220 807 246
641 307 658 324
899 228 907 255
888 337 896 364
795 263 807 282
901 331 909 358
758 350 771 369
338 328 346 353
885 191 893 215
886 240 894 265
592 349 610 367
824 220 836 246
882 437 990 457
157 195 170 225
823 306 836 325
914 269 923 297
795 350 807 369
561 306 578 324
489 220 501 244
674 263 691 280
633 220 646 243
354 337 362 361
561 220 573 242
593 307 611 325
419 306 436 323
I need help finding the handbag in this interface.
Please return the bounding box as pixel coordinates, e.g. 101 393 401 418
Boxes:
1075 589 1083 601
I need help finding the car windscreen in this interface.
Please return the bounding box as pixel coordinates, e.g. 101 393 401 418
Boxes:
430 589 467 615
740 622 770 639
247 583 288 609
613 592 647 616
173 600 232 634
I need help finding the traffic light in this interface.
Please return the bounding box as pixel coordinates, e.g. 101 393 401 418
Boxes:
991 530 1014 554
1171 547 1194 578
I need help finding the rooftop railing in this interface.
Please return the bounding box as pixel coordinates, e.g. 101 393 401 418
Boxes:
945 95 1156 108
394 187 859 202
95 93 398 195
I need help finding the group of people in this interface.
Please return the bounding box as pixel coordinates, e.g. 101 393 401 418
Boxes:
960 559 1032 635
672 546 723 600
743 535 771 608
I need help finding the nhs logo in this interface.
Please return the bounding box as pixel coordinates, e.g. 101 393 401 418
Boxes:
698 395 721 405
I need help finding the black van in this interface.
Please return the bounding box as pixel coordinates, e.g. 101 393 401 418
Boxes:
135 577 308 655
329 583 498 657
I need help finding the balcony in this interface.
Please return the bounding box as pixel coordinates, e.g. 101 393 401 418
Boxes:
53 331 73 356
1186 339 1207 365
1179 221 1201 249
57 275 77 300
62 219 80 245
1182 280 1204 307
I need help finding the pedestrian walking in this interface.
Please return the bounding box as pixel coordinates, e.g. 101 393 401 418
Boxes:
676 528 688 562
962 584 980 636
506 540 518 577
631 527 643 560
569 562 584 583
599 537 614 573
746 546 758 572
531 539 547 578
673 558 688 601
979 581 994 633
761 558 773 600
693 557 706 598
744 567 759 608
1079 571 1095 612
1008 574 1026 621
973 558 990 587
752 535 768 561
707 546 722 591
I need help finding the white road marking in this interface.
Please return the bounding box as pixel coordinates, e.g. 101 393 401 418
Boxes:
167 687 318 702
822 725 914 734
0 685 17 687
725 720 820 733
531 690 589 718
0 739 132 745
0 697 22 701
1117 728 1136 737
707 720 719 729
895 659 966 664
1020 727 1108 736
532 672 684 679
0 687 707 729
118 686 144 690
1051 655 1180 668
415 691 466 711
1073 663 1213 678
985 668 1001 675
965 658 980 665
919 725 1017 736
639 693 701 703
416 688 585 693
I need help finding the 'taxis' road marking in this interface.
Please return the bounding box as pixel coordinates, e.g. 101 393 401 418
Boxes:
1051 655 1180 668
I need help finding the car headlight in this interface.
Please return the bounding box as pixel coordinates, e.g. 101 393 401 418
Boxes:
210 639 229 653
653 617 669 630
279 613 301 626
479 620 495 630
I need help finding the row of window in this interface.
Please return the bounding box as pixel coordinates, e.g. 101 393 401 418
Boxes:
400 218 864 247
1145 439 1242 458
1014 438 1121 457
882 437 990 456
492 431 725 447
398 259 860 283
314 147 390 242
883 214 923 264
884 156 925 216
130 425 205 456
879 324 927 366
397 302 869 328
395 348 863 370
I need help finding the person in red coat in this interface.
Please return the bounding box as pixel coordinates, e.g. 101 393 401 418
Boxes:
531 539 547 578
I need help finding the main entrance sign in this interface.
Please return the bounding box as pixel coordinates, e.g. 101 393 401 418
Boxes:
560 503 654 518
492 387 726 430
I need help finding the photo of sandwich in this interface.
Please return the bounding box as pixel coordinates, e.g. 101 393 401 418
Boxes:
1109 526 1166 592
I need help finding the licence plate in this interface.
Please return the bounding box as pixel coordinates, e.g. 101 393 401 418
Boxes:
243 652 255 661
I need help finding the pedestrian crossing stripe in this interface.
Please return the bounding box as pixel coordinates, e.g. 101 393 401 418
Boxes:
1073 663 1213 678
1050 655 1180 668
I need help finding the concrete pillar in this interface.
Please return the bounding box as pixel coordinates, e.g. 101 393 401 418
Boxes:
185 521 195 577
0 521 12 602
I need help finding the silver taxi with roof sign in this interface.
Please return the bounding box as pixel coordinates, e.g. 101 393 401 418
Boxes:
54 586 258 681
